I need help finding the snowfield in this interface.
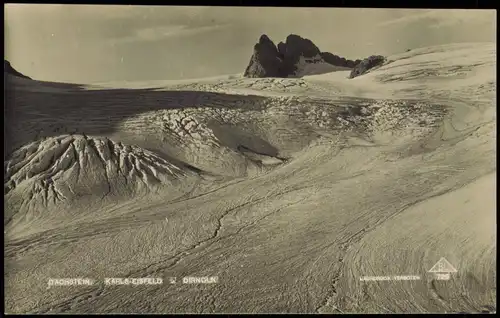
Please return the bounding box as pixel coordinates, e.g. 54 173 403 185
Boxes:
4 43 496 313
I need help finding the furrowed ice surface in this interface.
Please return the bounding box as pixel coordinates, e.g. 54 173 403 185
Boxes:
4 43 496 313
4 135 201 236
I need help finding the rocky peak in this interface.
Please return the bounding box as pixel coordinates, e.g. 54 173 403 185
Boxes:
259 34 273 45
254 34 280 57
284 34 321 58
244 35 284 78
243 34 365 78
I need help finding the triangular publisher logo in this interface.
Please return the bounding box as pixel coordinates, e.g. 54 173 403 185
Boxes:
428 257 458 273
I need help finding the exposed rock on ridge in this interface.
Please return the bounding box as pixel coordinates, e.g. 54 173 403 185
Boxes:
4 60 32 79
244 35 285 78
349 55 386 79
244 34 362 78
277 34 323 76
321 52 362 69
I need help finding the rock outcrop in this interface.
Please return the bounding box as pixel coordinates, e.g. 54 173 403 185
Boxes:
277 34 323 75
4 60 31 79
244 34 361 78
321 52 361 69
244 35 285 78
348 55 386 79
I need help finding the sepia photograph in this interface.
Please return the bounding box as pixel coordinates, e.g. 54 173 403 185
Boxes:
3 4 496 314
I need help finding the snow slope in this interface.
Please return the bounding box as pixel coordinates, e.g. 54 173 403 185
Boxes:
4 43 496 314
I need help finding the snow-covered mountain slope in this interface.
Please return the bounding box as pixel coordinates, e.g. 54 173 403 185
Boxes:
4 42 496 314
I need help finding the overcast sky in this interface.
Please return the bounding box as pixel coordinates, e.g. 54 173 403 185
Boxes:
4 5 496 84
